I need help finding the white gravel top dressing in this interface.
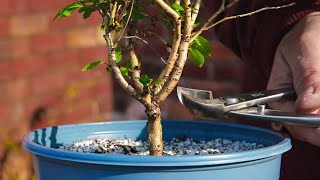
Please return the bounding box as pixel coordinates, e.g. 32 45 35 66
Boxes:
59 137 264 156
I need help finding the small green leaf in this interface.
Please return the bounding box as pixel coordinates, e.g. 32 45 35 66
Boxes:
98 2 109 10
106 65 112 72
151 78 163 86
171 3 184 15
115 46 122 63
126 61 133 72
131 8 148 21
82 60 103 72
115 22 122 32
194 17 201 28
190 36 211 57
101 23 106 31
79 6 96 19
188 48 204 67
54 1 85 20
140 74 150 86
120 67 129 77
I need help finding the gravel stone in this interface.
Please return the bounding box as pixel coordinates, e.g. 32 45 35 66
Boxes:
58 137 264 156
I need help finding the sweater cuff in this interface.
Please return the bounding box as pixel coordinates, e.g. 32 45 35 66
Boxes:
271 0 320 29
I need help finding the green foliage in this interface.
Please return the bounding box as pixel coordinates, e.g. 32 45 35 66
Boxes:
82 60 103 72
140 74 151 86
54 1 86 20
126 61 133 72
151 78 163 86
194 17 201 28
188 48 204 67
54 0 108 20
115 45 122 63
188 36 211 67
131 8 148 21
79 6 96 19
4 138 18 152
120 67 129 76
106 65 112 72
171 3 184 15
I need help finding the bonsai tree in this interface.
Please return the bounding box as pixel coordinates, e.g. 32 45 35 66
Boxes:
54 0 294 156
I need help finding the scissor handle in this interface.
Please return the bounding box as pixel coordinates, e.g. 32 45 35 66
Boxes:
227 108 320 127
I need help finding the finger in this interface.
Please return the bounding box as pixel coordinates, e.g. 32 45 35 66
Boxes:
267 45 295 112
295 80 320 113
284 124 320 146
287 14 320 113
271 122 284 131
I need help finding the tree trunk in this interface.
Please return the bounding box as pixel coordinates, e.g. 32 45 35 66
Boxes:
146 106 163 156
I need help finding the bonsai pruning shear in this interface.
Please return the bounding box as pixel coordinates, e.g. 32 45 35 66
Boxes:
177 86 320 127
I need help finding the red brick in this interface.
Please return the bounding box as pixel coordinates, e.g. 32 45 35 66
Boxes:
211 41 239 60
50 12 84 29
24 92 63 122
78 46 108 65
66 25 105 49
9 55 48 78
28 0 74 11
0 40 11 59
97 95 113 115
182 61 208 79
0 38 31 59
0 79 30 103
47 50 79 70
213 60 245 81
84 13 103 24
30 72 67 96
0 0 28 15
50 10 102 30
66 68 109 86
62 101 97 124
0 104 12 124
31 31 65 54
9 13 49 37
11 38 31 59
0 61 10 80
0 17 8 39
77 80 111 100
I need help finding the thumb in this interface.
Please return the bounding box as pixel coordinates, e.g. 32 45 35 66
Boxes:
295 77 320 114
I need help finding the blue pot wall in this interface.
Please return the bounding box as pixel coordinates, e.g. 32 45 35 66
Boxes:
23 120 291 180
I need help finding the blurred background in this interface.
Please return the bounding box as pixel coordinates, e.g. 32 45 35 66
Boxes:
0 0 244 179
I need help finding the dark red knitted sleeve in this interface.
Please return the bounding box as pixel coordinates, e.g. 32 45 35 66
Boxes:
212 0 320 82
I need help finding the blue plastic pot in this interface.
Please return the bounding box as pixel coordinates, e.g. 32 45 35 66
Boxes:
23 120 291 180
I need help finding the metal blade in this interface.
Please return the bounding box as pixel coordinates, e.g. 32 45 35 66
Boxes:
177 86 226 119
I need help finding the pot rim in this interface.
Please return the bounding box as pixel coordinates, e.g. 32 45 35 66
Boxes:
22 120 291 167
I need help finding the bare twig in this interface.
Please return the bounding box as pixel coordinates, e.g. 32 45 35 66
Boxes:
116 0 134 44
191 0 201 25
154 0 182 94
124 36 167 64
146 31 168 46
190 0 226 43
104 34 140 100
155 0 194 103
205 2 296 31
154 0 180 20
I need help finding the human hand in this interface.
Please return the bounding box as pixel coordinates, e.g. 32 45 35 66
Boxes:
267 12 320 146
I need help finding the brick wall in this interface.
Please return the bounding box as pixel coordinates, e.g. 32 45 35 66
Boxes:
0 1 113 178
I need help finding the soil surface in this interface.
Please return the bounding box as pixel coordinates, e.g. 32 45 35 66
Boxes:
59 137 264 155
